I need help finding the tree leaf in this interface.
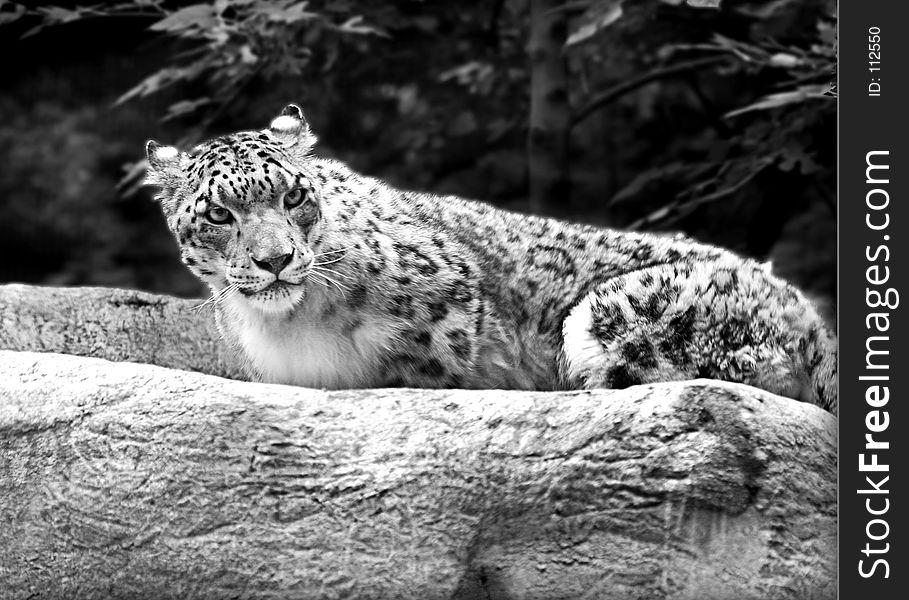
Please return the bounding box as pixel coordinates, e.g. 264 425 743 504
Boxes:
566 1 624 47
114 65 204 105
684 0 721 8
725 84 830 118
214 0 257 11
150 4 217 33
36 6 88 24
254 2 317 24
162 98 212 122
338 15 389 37
0 2 26 26
661 0 722 7
768 53 801 68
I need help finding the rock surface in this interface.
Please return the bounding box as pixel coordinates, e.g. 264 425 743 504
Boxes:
0 285 836 599
0 283 239 378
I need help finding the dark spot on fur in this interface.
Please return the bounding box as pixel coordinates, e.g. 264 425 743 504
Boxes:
347 284 368 309
628 295 661 320
384 376 407 388
621 339 658 369
631 245 653 262
475 307 486 340
658 306 698 362
592 301 627 342
518 276 536 295
446 330 471 359
569 237 587 251
537 298 564 334
606 365 640 389
419 359 445 378
394 243 440 276
528 244 575 275
428 302 449 322
390 295 415 319
807 327 819 345
446 281 473 304
417 261 439 276
452 260 471 278
645 293 663 318
717 317 760 348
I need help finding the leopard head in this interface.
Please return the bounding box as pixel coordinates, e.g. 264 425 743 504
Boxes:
146 105 327 315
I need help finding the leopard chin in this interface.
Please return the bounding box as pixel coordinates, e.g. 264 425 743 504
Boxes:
239 282 306 316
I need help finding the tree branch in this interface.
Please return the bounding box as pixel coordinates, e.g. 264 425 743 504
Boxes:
571 56 729 127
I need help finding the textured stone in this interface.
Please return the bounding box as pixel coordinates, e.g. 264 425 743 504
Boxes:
0 284 835 599
0 283 239 378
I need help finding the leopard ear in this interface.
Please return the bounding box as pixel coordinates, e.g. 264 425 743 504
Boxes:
268 104 317 148
145 140 181 185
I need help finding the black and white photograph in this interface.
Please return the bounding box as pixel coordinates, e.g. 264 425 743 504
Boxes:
0 0 886 598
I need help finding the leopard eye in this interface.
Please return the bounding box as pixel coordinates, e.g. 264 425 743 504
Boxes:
284 188 307 209
205 206 233 224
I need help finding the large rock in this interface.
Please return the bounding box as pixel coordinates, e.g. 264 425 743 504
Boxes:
0 283 239 378
0 285 835 599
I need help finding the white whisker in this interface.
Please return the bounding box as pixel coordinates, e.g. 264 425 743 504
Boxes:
193 284 235 311
305 273 329 289
309 270 348 294
312 265 353 280
314 245 356 259
313 255 348 267
215 284 239 306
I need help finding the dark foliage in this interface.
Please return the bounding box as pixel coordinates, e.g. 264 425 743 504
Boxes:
0 0 835 306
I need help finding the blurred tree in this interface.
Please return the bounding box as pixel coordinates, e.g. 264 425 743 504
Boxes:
0 0 836 302
527 0 570 212
1 0 834 214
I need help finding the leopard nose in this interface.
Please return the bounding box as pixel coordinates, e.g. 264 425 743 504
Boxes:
251 250 294 274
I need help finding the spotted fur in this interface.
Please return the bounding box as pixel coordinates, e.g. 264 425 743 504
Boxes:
146 104 837 414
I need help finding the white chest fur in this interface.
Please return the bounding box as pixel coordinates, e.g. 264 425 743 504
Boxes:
221 297 394 389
